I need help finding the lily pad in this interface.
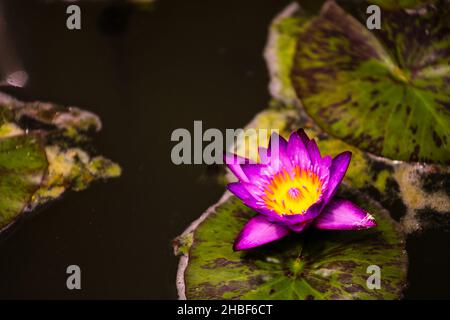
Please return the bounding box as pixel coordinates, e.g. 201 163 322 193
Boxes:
265 2 312 105
30 146 121 209
229 103 450 233
262 3 450 233
174 189 407 299
0 135 48 231
0 92 121 233
290 0 450 164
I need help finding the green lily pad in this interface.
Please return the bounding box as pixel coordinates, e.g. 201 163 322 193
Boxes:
0 135 48 231
291 1 450 164
263 3 450 233
0 92 121 233
265 3 312 105
229 103 450 233
175 189 407 300
30 146 121 208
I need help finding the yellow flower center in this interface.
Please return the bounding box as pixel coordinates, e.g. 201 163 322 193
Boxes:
262 166 323 216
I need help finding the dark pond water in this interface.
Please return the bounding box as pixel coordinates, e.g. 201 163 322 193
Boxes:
0 0 448 299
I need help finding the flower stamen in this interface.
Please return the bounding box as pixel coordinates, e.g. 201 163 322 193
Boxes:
262 166 323 216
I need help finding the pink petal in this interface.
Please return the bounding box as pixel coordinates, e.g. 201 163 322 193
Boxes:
267 132 290 171
224 153 250 182
240 163 267 182
287 131 310 168
307 139 322 164
296 128 311 145
258 147 269 164
233 215 291 251
314 198 377 230
227 182 254 202
322 151 352 205
288 221 311 232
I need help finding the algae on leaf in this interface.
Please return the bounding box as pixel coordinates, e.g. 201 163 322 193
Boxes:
0 135 48 232
261 2 450 233
0 93 121 233
174 189 407 300
227 103 450 233
174 0 450 299
265 2 312 105
291 0 450 164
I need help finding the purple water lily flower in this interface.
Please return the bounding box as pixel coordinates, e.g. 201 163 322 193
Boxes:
225 129 376 251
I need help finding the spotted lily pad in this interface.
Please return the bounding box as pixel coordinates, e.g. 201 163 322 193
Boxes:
290 0 450 164
0 135 48 232
265 3 312 105
0 93 121 233
261 3 450 233
228 103 450 233
174 189 407 299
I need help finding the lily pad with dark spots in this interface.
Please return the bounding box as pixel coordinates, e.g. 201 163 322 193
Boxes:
0 92 121 233
265 2 312 105
263 3 450 233
229 104 450 233
291 0 450 164
174 188 407 300
0 134 48 232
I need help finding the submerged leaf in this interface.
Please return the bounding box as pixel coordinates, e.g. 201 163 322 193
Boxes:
291 1 450 164
175 190 407 299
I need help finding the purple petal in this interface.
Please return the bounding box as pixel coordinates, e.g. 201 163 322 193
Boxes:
240 200 287 224
227 182 254 202
280 202 323 226
267 132 290 171
240 163 268 182
240 181 265 200
233 194 297 225
258 147 269 164
239 192 324 227
314 198 377 230
233 215 291 251
322 151 352 205
268 132 288 153
224 153 250 182
296 128 311 145
306 139 322 164
295 129 325 167
288 221 311 233
287 131 310 168
320 154 332 168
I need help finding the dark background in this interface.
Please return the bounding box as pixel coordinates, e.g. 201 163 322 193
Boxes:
0 0 448 299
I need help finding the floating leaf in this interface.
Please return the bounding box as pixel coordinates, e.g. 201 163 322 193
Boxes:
291 1 450 164
0 135 48 231
31 146 121 208
229 102 450 233
265 3 312 105
0 92 101 135
175 189 407 299
0 92 121 233
262 3 450 232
